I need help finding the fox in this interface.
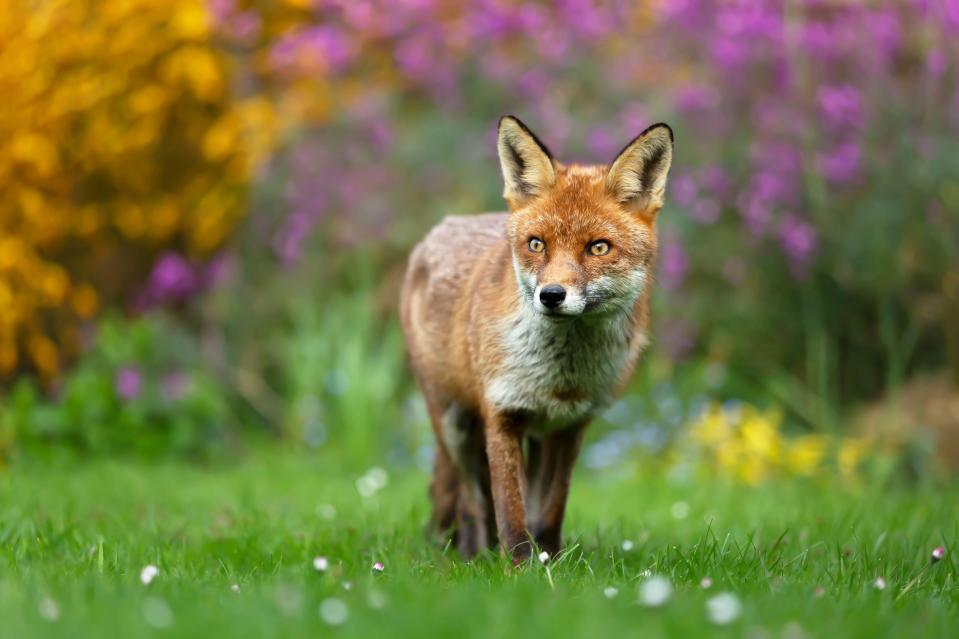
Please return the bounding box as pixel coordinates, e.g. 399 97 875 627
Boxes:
399 115 673 564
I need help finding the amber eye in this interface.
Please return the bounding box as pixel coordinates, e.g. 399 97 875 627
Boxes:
528 237 545 253
589 240 611 256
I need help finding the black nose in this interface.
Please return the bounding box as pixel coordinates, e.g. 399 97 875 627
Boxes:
539 284 566 309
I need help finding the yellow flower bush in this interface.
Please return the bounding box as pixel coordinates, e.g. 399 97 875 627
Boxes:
684 403 873 484
0 0 276 383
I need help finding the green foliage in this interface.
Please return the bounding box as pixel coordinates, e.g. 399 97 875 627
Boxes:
1 315 232 461
279 290 412 461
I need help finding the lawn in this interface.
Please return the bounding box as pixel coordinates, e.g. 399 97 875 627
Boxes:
1 452 956 638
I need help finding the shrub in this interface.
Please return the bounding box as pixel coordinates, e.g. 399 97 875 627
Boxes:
1 314 233 461
0 0 275 384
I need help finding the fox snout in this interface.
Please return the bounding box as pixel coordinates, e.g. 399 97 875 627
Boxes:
538 284 566 308
532 280 587 316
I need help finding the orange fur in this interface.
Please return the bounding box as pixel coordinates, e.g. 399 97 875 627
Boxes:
400 116 673 562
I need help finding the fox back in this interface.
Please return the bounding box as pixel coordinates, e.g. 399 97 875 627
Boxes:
400 116 673 562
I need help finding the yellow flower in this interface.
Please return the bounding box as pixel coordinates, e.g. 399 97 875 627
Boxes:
785 435 827 476
690 404 731 445
739 407 783 464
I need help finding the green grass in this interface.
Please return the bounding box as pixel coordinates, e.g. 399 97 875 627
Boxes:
1 452 956 638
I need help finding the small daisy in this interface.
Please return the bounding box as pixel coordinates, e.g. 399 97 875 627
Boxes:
38 596 60 622
873 577 886 590
603 586 619 599
230 584 241 593
706 592 742 625
621 540 635 551
313 556 329 572
372 561 385 573
537 551 550 564
639 575 672 607
139 565 159 585
931 546 946 563
319 598 349 625
700 577 713 589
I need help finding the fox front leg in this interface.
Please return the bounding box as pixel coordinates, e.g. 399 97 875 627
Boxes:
525 425 586 557
483 409 532 564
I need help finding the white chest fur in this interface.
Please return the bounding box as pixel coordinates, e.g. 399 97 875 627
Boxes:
485 306 639 432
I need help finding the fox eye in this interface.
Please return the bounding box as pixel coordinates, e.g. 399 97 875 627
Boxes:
588 240 611 256
528 237 545 253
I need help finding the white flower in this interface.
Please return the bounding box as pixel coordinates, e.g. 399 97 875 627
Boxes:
538 551 550 564
142 597 173 629
621 540 635 551
38 596 60 622
639 575 672 607
139 565 159 585
342 580 353 591
603 586 619 599
319 598 349 625
356 468 389 498
874 576 886 590
372 561 385 572
706 592 742 625
230 584 240 593
700 577 713 589
313 556 329 572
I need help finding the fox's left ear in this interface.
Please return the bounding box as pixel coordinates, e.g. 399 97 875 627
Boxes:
605 123 674 214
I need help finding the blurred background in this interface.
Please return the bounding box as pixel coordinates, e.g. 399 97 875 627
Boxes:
2 0 958 485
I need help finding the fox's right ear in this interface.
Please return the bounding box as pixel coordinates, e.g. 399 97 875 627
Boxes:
497 115 555 207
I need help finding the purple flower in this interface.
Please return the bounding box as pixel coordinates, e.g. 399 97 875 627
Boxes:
926 49 947 77
586 126 617 160
671 172 698 207
144 253 199 305
818 85 865 131
660 238 689 291
867 9 901 66
777 213 818 272
676 85 718 113
116 367 142 401
228 11 262 44
207 0 235 23
272 211 313 266
818 141 862 183
269 26 355 75
699 165 731 198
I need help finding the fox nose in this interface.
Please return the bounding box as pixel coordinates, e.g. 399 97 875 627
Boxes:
539 284 567 309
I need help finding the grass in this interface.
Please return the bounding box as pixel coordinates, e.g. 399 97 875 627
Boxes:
1 451 956 638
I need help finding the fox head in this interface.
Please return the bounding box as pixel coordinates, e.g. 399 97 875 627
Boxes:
496 115 674 319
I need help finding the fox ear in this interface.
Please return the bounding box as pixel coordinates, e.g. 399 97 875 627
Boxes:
605 123 674 214
497 115 555 206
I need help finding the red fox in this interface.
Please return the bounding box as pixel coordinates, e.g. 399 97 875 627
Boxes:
400 115 673 563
